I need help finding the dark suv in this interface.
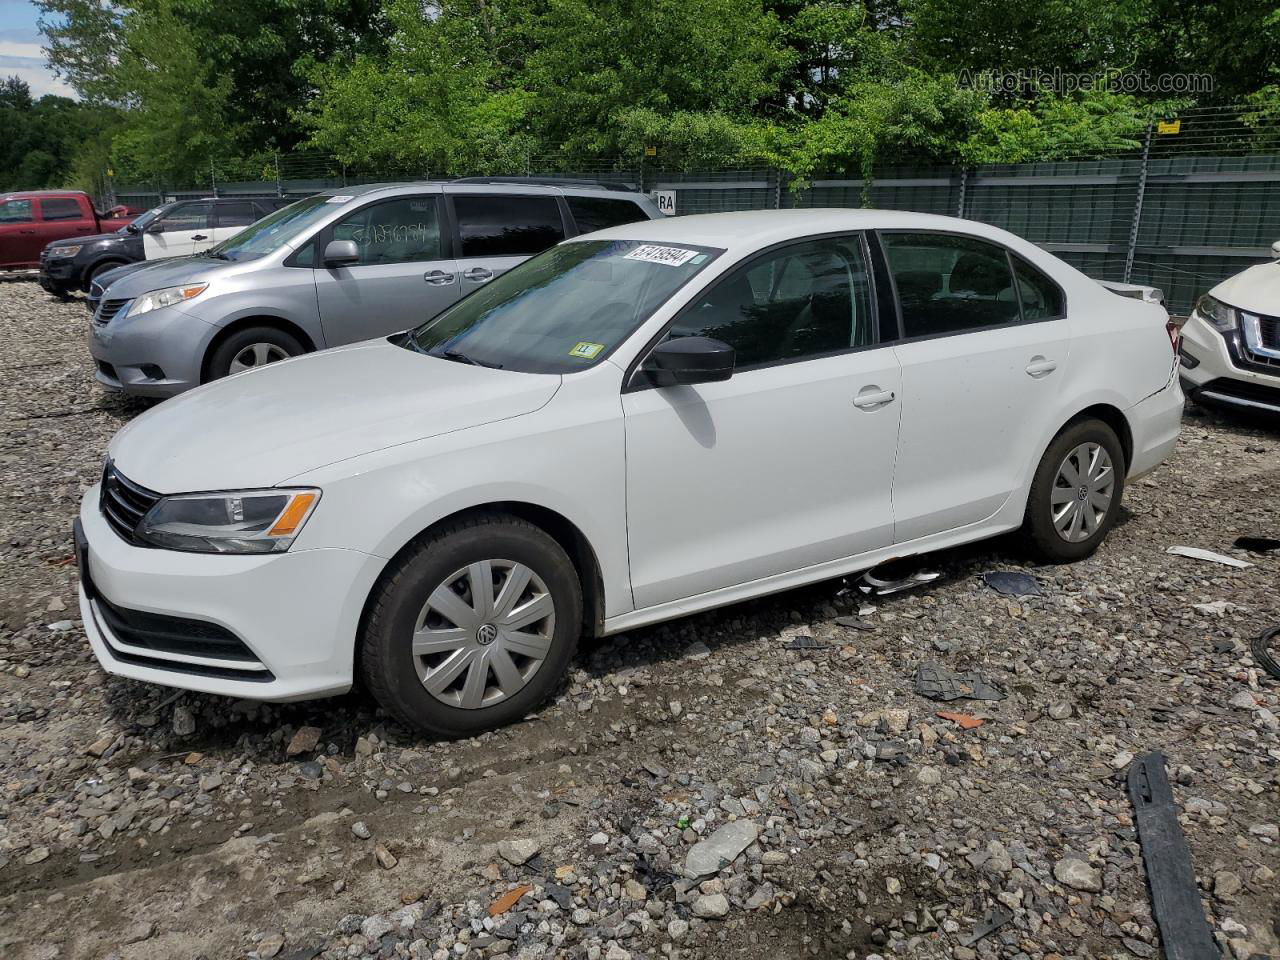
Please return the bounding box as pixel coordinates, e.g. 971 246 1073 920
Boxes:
39 196 294 297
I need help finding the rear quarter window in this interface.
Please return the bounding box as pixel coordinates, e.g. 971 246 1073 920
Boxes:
567 196 649 235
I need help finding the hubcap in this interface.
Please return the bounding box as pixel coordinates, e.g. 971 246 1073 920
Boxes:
1051 442 1115 542
228 342 289 374
412 560 556 709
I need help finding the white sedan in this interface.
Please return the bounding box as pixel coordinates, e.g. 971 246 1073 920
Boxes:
76 210 1184 737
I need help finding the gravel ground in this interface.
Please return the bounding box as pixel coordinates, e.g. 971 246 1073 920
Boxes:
1 279 1278 960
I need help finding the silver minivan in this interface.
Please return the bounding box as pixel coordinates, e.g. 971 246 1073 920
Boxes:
87 180 662 397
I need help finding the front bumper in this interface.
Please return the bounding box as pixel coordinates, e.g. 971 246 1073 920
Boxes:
87 302 216 398
1178 315 1280 415
38 256 77 287
77 484 385 701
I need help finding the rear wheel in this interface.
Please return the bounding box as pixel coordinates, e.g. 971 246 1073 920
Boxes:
206 326 304 382
360 514 583 738
1023 418 1126 563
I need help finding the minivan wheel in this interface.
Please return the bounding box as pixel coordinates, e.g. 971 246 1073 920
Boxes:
207 326 304 382
1023 418 1126 563
360 514 583 738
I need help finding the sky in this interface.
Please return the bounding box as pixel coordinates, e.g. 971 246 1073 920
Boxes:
0 0 75 98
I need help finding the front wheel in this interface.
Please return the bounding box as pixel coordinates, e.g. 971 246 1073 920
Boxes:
1023 418 1126 563
360 514 583 738
206 326 304 382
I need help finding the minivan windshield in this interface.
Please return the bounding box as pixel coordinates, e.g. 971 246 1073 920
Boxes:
407 239 722 374
208 195 332 262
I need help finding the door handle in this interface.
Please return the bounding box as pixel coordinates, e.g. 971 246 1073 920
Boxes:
20 228 35 234
462 267 493 282
1025 356 1058 377
192 234 208 241
424 270 456 285
853 387 896 409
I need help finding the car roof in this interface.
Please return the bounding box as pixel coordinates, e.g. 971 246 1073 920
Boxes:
1 190 88 199
576 209 1011 252
314 180 642 202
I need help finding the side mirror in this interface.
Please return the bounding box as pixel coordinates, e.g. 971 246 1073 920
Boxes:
145 221 165 234
323 239 360 267
125 222 140 234
1271 240 1280 259
644 336 735 386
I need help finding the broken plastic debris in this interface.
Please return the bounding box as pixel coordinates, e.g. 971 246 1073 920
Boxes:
784 635 830 650
1165 545 1253 568
1235 536 1280 553
856 560 942 596
915 662 1007 702
833 616 875 631
936 710 984 729
981 571 1042 597
958 905 1014 946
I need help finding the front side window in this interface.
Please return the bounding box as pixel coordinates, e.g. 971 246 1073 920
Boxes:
331 196 442 265
666 235 875 368
567 196 648 235
1012 256 1065 320
882 232 1020 337
40 197 82 221
0 198 34 223
153 202 212 233
409 239 721 374
216 201 260 228
454 195 565 258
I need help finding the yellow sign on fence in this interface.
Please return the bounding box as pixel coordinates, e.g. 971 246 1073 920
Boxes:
1157 119 1182 135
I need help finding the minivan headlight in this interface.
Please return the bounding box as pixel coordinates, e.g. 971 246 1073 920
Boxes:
1192 294 1238 332
136 489 320 554
126 283 208 318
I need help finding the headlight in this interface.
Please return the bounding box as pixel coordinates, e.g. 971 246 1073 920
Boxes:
48 245 82 258
125 283 208 318
1192 294 1238 332
136 488 320 554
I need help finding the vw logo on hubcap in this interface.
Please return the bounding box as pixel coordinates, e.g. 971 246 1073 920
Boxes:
1078 486 1088 501
476 623 498 645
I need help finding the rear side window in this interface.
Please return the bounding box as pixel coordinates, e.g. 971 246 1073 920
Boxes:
881 232 1020 338
216 201 260 228
453 195 565 258
567 196 648 235
1012 255 1065 320
40 197 83 221
668 235 875 368
0 198 34 222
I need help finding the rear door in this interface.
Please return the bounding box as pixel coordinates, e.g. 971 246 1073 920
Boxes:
448 192 568 297
37 196 94 249
879 231 1071 542
0 197 41 267
313 192 461 346
211 200 262 245
142 201 215 259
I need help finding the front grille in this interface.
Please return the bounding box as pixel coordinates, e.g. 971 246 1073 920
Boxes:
100 461 163 543
95 594 259 662
94 298 130 325
1259 314 1280 350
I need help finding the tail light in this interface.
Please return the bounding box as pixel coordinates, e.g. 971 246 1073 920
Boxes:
1165 319 1181 354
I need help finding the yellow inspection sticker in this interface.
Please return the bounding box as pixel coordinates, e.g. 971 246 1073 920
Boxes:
569 341 605 359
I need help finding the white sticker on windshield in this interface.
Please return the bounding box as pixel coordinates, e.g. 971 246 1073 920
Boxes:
623 244 698 267
326 195 354 203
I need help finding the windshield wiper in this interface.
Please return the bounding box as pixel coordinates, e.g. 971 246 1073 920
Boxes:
433 348 503 369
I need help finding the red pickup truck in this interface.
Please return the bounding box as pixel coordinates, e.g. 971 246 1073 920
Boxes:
0 191 134 272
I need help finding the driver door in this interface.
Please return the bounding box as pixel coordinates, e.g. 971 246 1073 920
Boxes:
142 201 215 259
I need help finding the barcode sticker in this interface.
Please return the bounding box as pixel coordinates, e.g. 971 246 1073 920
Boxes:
623 244 698 267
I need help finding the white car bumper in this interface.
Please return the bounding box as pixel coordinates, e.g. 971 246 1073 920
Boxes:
77 484 385 701
1178 313 1280 414
1125 361 1184 480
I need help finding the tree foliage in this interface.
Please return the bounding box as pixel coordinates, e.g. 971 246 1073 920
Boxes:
17 0 1280 189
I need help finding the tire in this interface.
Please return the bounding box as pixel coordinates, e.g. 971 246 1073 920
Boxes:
360 514 583 738
1023 418 1126 563
206 326 305 382
86 260 126 288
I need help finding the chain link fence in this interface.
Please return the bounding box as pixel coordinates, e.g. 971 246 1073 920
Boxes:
107 105 1280 313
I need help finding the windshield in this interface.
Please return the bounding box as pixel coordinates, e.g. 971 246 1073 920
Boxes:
119 204 165 235
207 195 332 262
408 239 722 374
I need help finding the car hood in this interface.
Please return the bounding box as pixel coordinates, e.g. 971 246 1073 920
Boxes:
99 256 228 296
108 338 563 491
1212 261 1280 316
50 232 118 247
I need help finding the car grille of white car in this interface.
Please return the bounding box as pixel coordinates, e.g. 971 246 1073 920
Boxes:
100 460 162 543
